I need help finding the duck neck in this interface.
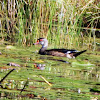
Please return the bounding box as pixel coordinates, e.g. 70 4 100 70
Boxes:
39 40 48 54
39 46 47 54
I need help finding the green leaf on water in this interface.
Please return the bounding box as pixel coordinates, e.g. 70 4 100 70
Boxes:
72 61 95 67
6 45 16 50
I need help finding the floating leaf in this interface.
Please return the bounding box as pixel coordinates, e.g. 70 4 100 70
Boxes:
33 59 44 63
6 45 16 50
72 61 94 67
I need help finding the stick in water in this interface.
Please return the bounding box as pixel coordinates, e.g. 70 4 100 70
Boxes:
20 78 29 94
40 75 52 86
0 69 15 84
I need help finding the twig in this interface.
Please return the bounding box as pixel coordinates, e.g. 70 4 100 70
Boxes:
0 69 15 84
40 76 52 86
20 79 29 94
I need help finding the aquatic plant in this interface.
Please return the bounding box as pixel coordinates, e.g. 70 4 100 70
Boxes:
0 0 99 48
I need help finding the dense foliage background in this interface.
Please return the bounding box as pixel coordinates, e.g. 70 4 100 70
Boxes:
0 0 100 47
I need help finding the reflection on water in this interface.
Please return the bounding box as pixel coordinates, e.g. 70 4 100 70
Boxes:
0 45 100 99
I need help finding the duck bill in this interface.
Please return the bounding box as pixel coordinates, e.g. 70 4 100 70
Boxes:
33 42 39 45
33 40 39 45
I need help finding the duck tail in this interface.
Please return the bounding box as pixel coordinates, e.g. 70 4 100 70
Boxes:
73 50 87 57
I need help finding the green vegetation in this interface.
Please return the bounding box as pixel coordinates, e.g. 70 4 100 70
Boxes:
0 0 100 48
0 1 100 99
0 45 100 99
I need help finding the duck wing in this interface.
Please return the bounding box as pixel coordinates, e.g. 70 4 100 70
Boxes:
43 49 78 57
46 49 78 54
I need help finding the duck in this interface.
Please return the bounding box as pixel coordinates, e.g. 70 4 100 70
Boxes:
33 38 86 58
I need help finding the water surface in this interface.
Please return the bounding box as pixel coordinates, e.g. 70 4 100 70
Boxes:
0 43 100 100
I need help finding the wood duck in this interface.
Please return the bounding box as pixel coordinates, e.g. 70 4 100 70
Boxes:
33 38 86 58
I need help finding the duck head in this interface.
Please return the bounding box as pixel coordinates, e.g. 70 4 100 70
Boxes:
33 38 48 48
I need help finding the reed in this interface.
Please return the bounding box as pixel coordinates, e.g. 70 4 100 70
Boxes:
0 0 99 49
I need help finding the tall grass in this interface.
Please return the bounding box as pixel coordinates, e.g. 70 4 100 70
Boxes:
0 0 100 49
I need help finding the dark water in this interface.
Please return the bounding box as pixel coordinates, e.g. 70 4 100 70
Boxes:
0 44 100 100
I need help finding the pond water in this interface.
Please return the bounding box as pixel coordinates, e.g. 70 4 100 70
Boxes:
0 43 100 100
